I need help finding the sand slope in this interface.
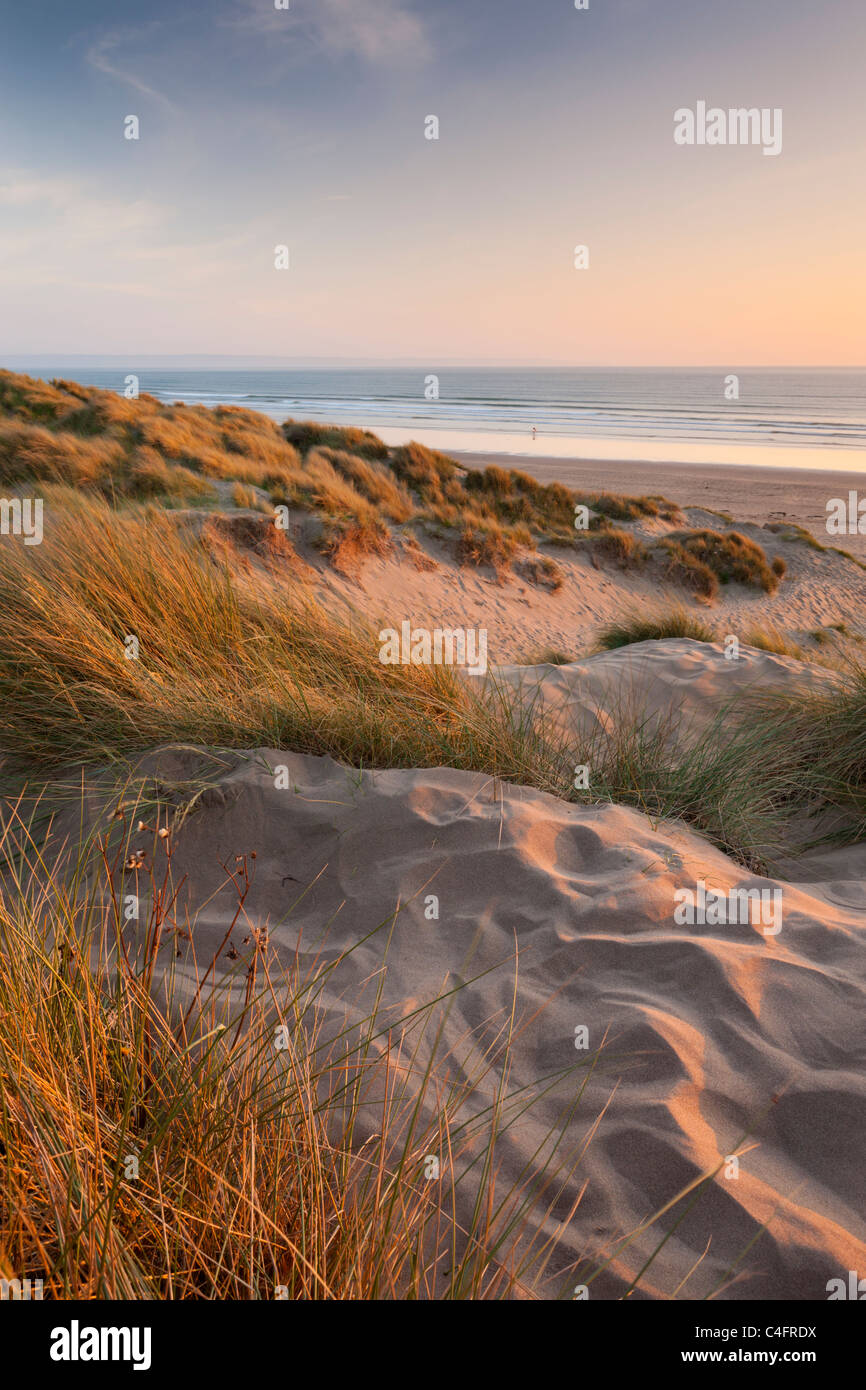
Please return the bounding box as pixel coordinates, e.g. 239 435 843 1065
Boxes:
88 729 864 1302
289 507 866 664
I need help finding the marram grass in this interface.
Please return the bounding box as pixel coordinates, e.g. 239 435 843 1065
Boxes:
0 490 864 869
0 797 590 1299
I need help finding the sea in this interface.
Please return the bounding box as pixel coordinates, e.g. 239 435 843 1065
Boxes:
11 365 866 472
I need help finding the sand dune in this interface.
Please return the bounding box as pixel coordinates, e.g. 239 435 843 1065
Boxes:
482 636 841 746
57 638 865 1300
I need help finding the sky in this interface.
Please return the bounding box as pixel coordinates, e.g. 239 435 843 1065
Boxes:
0 0 864 365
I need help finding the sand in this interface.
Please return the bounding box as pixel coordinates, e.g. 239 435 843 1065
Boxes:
52 640 866 1301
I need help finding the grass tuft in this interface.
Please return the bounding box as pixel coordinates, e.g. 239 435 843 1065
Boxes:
660 529 782 595
596 607 717 650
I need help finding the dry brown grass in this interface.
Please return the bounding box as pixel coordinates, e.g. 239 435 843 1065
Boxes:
0 800 585 1299
0 488 569 780
290 451 379 520
656 539 719 599
0 371 103 423
282 419 390 460
660 529 782 595
456 520 522 573
317 516 393 575
127 447 217 501
586 491 681 524
596 606 718 649
586 528 649 569
739 623 804 658
514 554 565 592
0 371 304 497
0 419 124 486
310 446 415 523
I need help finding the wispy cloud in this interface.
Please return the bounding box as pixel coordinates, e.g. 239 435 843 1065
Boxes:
0 173 162 238
87 29 180 113
0 169 274 301
227 0 432 66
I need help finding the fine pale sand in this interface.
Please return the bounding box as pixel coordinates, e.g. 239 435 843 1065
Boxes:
55 642 866 1300
454 451 866 562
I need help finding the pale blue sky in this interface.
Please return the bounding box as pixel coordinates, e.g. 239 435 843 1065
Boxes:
1 0 864 362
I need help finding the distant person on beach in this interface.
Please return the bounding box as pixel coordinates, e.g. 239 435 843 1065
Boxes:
531 426 537 440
